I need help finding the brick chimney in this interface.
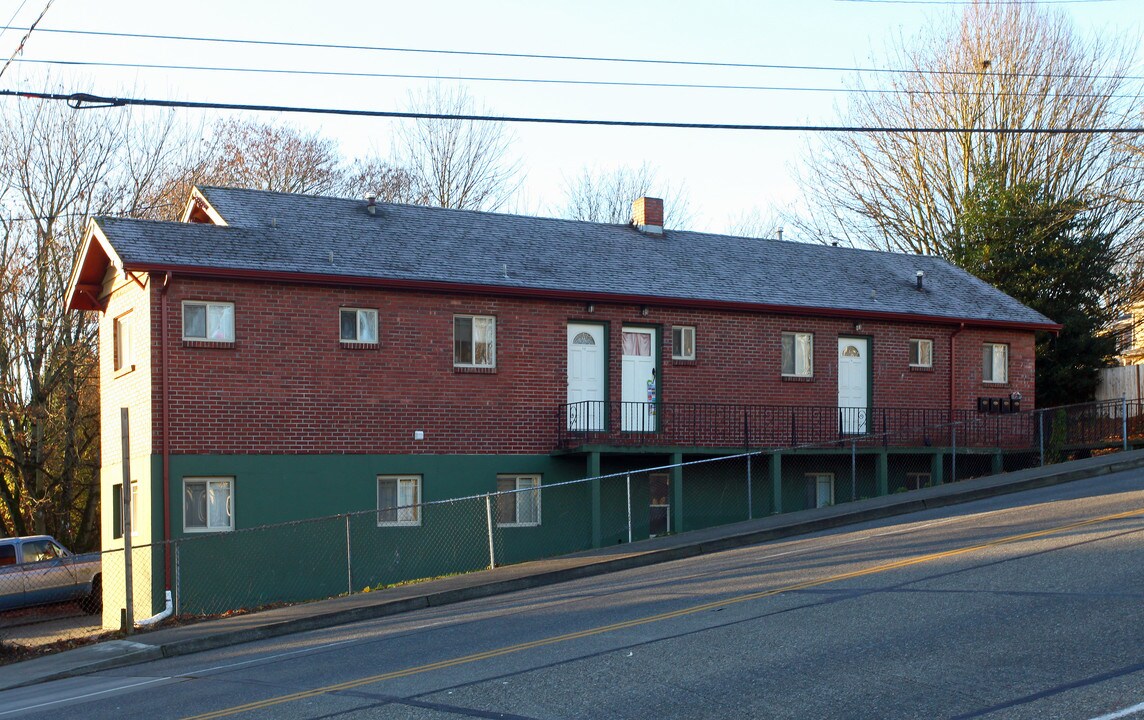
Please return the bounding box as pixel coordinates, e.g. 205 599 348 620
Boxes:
632 197 664 236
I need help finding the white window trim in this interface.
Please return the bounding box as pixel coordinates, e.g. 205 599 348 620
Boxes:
672 326 696 361
781 332 814 378
807 472 835 508
114 311 133 372
340 307 379 344
983 342 1009 384
453 314 497 369
909 338 933 368
906 472 932 489
496 474 541 527
183 477 234 533
377 475 422 527
182 301 235 343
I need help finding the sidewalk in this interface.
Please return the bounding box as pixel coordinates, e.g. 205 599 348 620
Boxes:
5 448 1144 692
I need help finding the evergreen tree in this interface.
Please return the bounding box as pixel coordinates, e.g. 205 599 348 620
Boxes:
949 167 1121 407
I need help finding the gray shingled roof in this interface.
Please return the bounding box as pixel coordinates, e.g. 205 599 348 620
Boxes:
92 186 1056 328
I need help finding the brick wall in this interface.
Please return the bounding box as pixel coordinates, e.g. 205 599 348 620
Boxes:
142 275 1038 455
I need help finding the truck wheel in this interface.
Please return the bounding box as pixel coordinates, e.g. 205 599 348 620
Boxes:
79 575 102 615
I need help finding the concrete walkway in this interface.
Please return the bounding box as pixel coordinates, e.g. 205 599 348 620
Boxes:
5 448 1144 692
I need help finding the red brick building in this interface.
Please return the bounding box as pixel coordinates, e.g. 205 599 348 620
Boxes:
67 186 1057 620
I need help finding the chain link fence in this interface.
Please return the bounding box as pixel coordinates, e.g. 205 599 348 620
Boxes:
3 398 1141 659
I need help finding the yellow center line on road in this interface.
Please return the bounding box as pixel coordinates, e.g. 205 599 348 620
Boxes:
183 506 1144 720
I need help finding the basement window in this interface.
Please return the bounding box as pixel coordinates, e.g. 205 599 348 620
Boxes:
377 475 421 526
184 477 233 532
496 475 541 527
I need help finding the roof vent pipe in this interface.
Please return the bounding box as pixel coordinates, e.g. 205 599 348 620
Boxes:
916 270 925 290
366 193 377 216
776 227 783 241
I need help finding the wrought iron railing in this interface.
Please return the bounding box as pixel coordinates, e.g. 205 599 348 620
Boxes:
557 399 1143 451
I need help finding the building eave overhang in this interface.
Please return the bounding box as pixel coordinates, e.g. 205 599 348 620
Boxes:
179 187 228 226
65 220 124 312
124 261 1063 333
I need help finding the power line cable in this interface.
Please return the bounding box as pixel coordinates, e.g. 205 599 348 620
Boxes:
0 1 31 48
0 0 53 81
10 57 1137 99
1 24 1139 82
6 88 1141 134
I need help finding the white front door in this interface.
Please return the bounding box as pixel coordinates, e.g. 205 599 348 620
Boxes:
838 338 869 434
567 324 605 431
621 327 656 432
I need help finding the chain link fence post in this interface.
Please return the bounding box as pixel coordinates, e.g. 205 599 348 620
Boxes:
1123 396 1129 452
345 514 353 595
485 494 496 569
625 473 633 544
1038 411 1045 467
952 424 958 482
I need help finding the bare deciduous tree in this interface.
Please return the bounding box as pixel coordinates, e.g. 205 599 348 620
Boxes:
560 163 693 229
0 99 121 547
397 85 522 211
795 2 1143 256
199 118 346 196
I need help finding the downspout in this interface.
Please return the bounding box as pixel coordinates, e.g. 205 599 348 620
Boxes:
950 323 966 411
160 272 172 592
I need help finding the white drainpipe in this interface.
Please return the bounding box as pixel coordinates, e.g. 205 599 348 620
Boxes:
136 590 173 627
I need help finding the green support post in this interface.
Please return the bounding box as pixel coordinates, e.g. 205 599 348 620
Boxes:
588 452 601 548
877 450 889 496
930 450 944 486
671 452 684 535
992 451 1003 475
771 452 783 514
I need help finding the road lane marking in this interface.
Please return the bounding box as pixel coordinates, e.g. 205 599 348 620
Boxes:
0 677 171 717
1090 701 1144 720
183 507 1144 720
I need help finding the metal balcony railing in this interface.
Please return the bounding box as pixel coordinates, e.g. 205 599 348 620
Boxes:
557 399 1143 452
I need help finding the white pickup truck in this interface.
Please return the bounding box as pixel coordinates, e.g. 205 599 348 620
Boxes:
0 535 102 614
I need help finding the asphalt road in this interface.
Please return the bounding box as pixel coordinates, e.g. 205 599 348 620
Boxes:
3 470 1144 720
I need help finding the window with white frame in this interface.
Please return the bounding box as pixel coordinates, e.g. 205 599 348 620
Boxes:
340 308 378 343
114 311 133 371
672 326 696 360
781 332 814 377
496 474 540 526
377 475 421 526
909 338 933 368
454 315 496 368
183 477 233 532
183 301 235 342
982 343 1009 384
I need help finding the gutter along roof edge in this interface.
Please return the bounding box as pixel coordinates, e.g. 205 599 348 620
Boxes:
126 261 1063 333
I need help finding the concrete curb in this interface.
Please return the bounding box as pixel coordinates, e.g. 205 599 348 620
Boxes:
8 449 1144 688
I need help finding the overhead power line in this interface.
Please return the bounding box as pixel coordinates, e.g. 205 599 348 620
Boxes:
8 56 1134 99
0 25 1139 82
7 57 1136 100
0 0 54 81
5 88 1141 134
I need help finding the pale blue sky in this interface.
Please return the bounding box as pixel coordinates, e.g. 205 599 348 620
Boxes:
1 0 1140 234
